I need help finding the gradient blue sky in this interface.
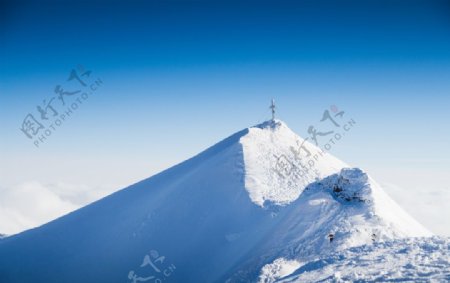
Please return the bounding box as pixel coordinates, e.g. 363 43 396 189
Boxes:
1 0 450 234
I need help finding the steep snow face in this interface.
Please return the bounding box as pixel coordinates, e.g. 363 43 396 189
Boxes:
240 120 348 206
0 128 255 283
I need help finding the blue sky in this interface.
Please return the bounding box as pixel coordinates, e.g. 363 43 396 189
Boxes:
1 0 450 235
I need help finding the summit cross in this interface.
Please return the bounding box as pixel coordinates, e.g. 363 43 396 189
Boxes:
270 99 276 121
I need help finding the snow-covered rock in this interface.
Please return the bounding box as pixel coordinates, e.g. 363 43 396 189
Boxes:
0 120 439 283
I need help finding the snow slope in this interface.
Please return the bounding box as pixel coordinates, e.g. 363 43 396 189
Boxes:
0 120 436 283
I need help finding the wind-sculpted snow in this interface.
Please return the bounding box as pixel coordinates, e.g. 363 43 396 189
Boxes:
0 120 438 283
274 237 450 283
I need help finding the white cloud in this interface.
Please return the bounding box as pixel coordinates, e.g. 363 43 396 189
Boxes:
0 182 116 235
381 183 450 236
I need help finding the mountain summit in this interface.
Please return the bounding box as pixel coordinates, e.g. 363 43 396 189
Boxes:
0 120 435 283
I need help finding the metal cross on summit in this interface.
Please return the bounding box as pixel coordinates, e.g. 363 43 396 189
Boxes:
270 99 276 121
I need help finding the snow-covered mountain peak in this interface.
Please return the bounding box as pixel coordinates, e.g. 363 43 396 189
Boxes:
240 119 347 207
0 120 438 283
239 122 429 238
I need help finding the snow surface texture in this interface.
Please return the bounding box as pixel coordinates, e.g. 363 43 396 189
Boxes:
0 120 444 283
275 237 450 283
